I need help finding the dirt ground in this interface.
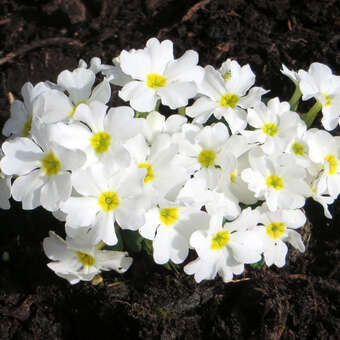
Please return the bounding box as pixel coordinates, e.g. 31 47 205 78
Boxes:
0 0 339 339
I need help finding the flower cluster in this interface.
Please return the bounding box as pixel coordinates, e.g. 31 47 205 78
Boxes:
1 38 339 284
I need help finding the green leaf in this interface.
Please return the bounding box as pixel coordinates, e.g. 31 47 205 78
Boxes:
249 255 265 270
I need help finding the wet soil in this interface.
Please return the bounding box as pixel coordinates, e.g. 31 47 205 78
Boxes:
0 0 339 339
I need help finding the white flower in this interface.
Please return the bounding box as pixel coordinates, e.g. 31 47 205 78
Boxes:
125 133 189 204
2 82 51 137
34 67 111 124
253 206 306 267
244 97 306 154
174 122 229 185
119 37 203 112
139 201 209 264
43 230 132 284
0 122 86 211
60 163 146 245
186 63 267 132
184 210 263 283
307 129 340 198
298 62 340 131
50 102 141 171
241 149 312 211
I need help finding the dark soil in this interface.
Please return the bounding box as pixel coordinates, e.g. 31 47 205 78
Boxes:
0 0 339 339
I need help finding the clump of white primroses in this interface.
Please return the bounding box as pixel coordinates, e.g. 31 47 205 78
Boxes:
1 38 339 284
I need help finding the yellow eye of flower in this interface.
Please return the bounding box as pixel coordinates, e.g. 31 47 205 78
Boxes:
324 154 337 175
138 163 155 183
146 73 167 89
230 169 237 183
211 231 230 250
266 222 285 239
292 142 305 156
159 208 179 226
262 123 278 137
322 92 331 107
41 152 61 176
219 93 239 108
90 131 111 154
98 191 120 212
266 174 284 190
23 117 32 137
76 251 95 267
198 149 216 168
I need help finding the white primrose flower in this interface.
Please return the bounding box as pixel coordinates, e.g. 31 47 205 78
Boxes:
0 122 86 211
139 200 209 264
60 163 146 246
243 97 305 155
298 62 340 131
125 133 189 204
186 63 267 133
253 205 306 268
307 129 340 198
2 82 51 137
43 230 132 284
184 210 263 283
119 37 203 112
241 149 312 211
174 122 229 185
50 101 141 171
34 66 111 124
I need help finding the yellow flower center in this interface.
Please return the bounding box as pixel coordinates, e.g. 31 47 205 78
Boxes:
211 231 230 250
322 92 331 107
291 142 305 156
266 222 285 239
266 174 284 190
23 117 32 137
69 101 88 118
159 208 179 226
324 154 337 175
146 73 167 89
198 149 216 168
138 163 155 183
76 251 95 267
219 93 239 108
90 131 111 154
98 191 120 212
262 123 278 137
230 169 237 184
41 152 61 176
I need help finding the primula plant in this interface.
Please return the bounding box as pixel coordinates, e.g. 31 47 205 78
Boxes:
1 37 339 284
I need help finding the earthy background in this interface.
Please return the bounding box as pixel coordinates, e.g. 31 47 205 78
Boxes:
0 0 339 339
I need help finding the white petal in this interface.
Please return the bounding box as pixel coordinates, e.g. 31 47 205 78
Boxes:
158 81 196 109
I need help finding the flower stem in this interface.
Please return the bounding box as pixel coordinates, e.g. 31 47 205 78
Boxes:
301 101 322 127
155 99 161 112
289 85 302 111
